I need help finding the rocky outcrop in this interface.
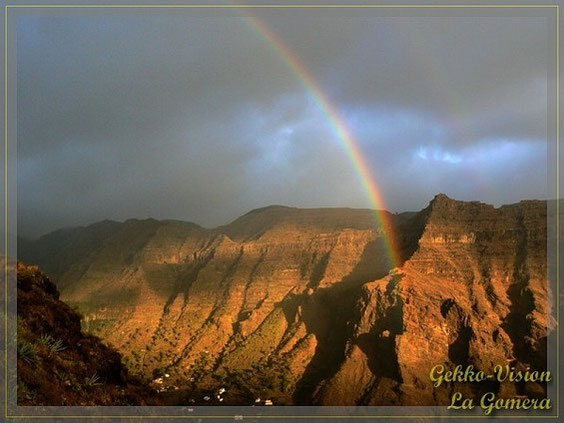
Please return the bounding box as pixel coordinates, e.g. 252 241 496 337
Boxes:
19 195 552 405
317 194 552 405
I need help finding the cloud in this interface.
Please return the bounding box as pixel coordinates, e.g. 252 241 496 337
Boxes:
415 147 462 164
16 12 550 237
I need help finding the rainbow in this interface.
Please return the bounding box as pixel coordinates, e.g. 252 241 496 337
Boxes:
243 13 402 268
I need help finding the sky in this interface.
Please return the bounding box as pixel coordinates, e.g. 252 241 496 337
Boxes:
17 10 550 238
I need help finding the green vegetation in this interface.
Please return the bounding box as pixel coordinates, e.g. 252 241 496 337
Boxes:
38 334 67 353
17 339 39 365
84 372 103 388
208 356 294 405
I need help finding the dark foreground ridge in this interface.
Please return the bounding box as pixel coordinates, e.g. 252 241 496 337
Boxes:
17 262 159 406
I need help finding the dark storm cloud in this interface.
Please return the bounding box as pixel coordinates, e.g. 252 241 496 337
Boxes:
16 11 550 237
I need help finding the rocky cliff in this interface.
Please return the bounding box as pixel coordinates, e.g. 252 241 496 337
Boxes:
317 194 551 405
19 195 551 405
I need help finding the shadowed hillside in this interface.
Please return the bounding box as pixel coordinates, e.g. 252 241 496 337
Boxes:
16 262 159 405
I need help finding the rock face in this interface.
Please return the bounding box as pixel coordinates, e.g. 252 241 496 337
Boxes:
19 195 552 405
317 194 552 405
16 262 158 405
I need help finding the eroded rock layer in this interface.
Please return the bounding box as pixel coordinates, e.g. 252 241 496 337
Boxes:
318 195 551 405
19 195 551 405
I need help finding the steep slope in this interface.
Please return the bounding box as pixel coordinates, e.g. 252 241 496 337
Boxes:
18 220 122 290
19 206 401 404
16 262 158 405
317 194 551 405
18 196 551 405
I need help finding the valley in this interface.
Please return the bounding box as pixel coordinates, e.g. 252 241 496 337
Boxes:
18 194 552 405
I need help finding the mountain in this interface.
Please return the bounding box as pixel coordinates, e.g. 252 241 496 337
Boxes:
18 195 552 405
16 261 158 405
317 194 552 405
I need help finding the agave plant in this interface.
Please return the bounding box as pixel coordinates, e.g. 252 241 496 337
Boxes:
17 340 38 365
38 333 54 346
49 338 67 353
38 334 67 353
84 372 103 387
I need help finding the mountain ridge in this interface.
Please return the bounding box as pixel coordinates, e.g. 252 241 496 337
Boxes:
21 193 547 243
18 194 551 405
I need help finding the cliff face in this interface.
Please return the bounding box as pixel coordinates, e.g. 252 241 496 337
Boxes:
16 263 157 405
19 195 551 405
317 194 551 405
